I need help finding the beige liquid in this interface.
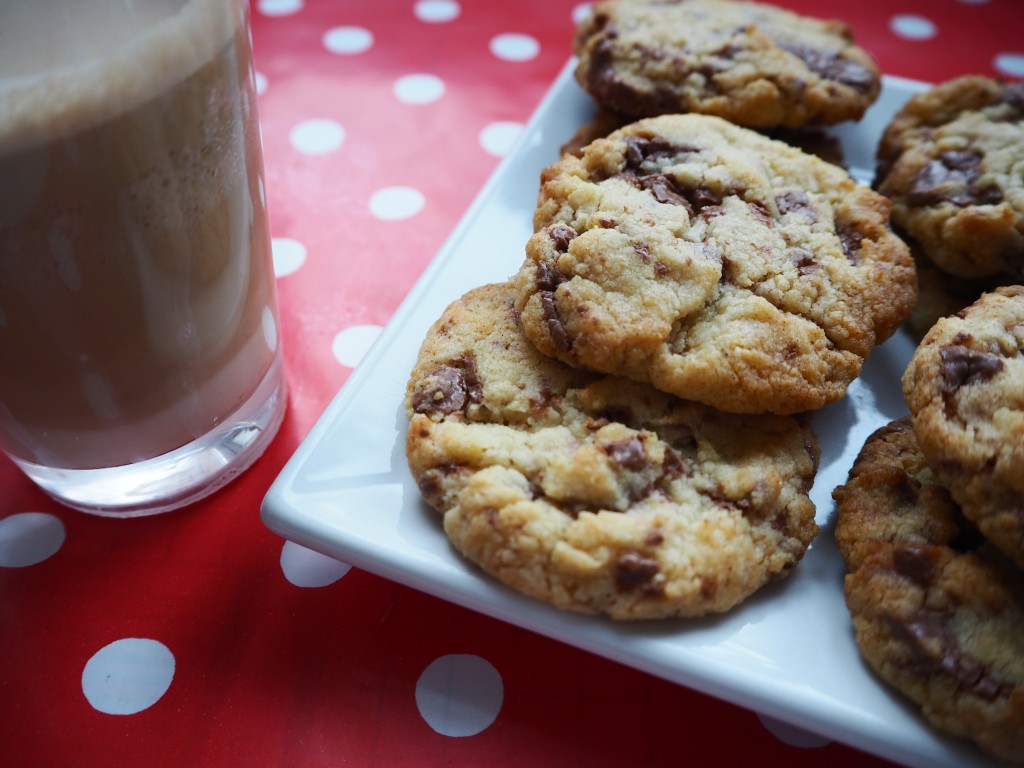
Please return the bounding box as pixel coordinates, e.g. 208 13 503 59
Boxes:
0 0 280 470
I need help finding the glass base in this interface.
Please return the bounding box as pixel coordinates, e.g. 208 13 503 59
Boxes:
11 351 287 518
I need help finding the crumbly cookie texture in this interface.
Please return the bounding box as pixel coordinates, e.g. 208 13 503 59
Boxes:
833 417 1024 764
573 0 880 128
902 285 1024 567
511 113 915 415
875 76 1024 279
405 283 820 620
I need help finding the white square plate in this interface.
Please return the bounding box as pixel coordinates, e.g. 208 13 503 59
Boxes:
262 63 996 768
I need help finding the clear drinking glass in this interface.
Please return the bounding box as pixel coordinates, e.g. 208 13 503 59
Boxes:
0 0 287 516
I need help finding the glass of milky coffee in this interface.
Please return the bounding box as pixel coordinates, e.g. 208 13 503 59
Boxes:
0 0 287 516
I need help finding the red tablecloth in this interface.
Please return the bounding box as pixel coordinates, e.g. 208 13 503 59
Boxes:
3 1 1023 765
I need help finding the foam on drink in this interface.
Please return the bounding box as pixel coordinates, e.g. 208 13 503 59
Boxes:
0 0 280 470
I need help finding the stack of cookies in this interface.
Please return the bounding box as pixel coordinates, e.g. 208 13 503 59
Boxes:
831 64 1024 765
833 287 1024 763
404 0 916 621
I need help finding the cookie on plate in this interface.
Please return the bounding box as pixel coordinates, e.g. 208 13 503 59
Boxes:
902 285 1024 567
405 282 820 620
875 76 1024 279
832 417 1024 764
573 0 880 128
511 113 915 415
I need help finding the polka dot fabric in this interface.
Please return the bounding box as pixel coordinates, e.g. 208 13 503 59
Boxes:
1 1 1021 766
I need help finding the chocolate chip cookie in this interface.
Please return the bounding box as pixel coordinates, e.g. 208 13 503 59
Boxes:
561 108 846 167
833 417 1024 763
511 113 915 415
875 76 1024 279
405 282 820 620
573 0 880 129
902 285 1024 567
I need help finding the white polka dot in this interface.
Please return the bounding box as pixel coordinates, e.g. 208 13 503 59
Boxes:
289 118 345 155
758 715 832 748
280 541 351 587
331 324 382 367
572 3 593 23
82 638 175 715
415 0 461 23
272 237 307 276
257 0 303 16
394 74 446 105
416 654 503 737
490 33 540 62
254 71 268 95
369 186 425 221
323 26 374 55
994 53 1024 78
261 306 278 352
889 14 937 41
0 513 65 567
479 121 523 157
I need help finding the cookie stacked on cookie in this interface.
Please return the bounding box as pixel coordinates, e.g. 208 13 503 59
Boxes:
573 0 881 129
564 0 881 165
405 110 915 620
874 76 1024 337
902 286 1024 568
513 113 915 415
833 287 1024 762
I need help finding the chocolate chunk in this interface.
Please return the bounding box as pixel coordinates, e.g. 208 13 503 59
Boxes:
536 260 566 292
644 530 665 546
633 242 651 262
940 345 1005 394
788 247 819 275
460 354 483 405
603 436 649 471
776 190 817 221
780 44 875 92
549 223 576 252
689 186 722 209
972 183 1004 205
628 173 725 217
637 174 693 212
623 135 684 169
836 221 864 263
893 609 1015 701
907 150 1002 207
662 445 685 478
411 368 461 414
747 201 773 225
892 544 938 587
615 552 660 590
540 291 571 352
410 354 483 416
